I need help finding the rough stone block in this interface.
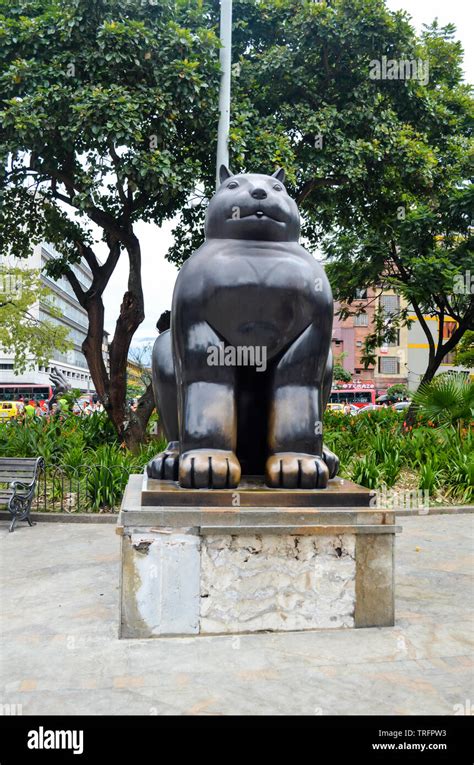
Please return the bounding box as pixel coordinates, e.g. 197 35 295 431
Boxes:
200 533 356 634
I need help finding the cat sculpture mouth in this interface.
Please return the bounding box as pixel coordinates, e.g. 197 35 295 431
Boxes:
229 209 284 223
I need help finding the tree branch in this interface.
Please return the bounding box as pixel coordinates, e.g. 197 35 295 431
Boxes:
435 305 473 360
64 267 86 308
107 139 128 209
98 240 121 289
76 242 100 276
296 175 349 205
390 242 436 362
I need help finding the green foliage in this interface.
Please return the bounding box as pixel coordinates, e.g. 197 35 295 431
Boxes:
0 411 114 460
454 331 474 369
126 382 146 401
85 444 131 511
442 439 474 504
0 266 71 372
323 407 472 502
331 351 352 382
412 374 474 430
333 364 352 383
387 383 409 400
381 452 402 489
350 454 382 490
0 412 166 511
418 463 438 494
0 0 221 261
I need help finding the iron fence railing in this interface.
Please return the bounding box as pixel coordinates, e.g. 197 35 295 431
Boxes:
31 463 133 514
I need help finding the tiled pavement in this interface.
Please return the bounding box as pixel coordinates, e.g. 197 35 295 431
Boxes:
0 514 472 715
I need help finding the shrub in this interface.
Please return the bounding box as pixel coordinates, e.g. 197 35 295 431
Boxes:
350 454 383 489
381 452 402 488
412 375 474 432
418 463 439 494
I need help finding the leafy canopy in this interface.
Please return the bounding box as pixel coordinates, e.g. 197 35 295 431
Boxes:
454 330 474 369
0 0 221 270
168 1 473 367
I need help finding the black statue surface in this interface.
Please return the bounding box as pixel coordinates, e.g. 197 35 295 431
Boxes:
148 166 339 489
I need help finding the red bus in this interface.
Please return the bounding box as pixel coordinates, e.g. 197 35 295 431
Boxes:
0 383 53 402
329 382 376 408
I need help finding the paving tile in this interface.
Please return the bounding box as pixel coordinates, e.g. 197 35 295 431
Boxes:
0 514 473 715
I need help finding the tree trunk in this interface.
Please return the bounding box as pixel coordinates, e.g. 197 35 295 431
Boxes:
403 300 473 428
106 236 146 450
73 235 154 452
123 384 156 452
82 295 109 404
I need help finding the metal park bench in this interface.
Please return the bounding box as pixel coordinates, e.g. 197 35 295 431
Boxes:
0 458 44 533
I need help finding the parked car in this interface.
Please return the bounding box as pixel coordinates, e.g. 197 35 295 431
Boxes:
354 404 383 415
0 401 23 420
392 401 411 411
376 394 397 405
327 403 358 415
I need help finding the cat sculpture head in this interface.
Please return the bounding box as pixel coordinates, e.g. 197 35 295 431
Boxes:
204 166 300 242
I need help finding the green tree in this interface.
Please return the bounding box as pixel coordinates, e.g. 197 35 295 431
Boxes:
333 351 352 382
454 330 474 369
0 0 220 449
0 265 71 372
168 1 473 406
386 383 409 400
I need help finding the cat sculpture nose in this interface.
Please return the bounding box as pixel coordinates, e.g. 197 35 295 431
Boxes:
251 187 267 200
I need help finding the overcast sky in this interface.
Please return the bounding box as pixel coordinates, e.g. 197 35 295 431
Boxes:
102 0 473 350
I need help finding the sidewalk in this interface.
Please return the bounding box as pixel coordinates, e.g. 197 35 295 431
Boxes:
0 514 473 715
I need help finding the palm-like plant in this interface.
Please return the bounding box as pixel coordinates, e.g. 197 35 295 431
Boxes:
412 374 474 435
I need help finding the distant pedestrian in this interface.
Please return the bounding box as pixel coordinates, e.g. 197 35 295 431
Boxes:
35 401 45 417
58 397 69 414
82 401 93 415
25 402 35 418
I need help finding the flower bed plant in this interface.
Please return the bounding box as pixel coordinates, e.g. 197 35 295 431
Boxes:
0 402 472 510
0 413 165 513
324 406 473 505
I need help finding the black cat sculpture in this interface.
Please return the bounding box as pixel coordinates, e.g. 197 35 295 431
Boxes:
147 165 339 489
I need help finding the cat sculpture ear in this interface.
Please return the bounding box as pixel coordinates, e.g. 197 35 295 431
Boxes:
272 167 286 183
219 164 233 184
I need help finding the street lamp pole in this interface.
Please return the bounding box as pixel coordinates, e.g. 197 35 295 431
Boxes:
216 0 232 189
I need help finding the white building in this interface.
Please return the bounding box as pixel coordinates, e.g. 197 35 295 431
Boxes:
0 242 109 397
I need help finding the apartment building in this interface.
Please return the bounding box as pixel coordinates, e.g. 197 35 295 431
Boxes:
332 288 408 394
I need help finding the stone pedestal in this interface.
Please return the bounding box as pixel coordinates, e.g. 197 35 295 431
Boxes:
117 475 400 638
